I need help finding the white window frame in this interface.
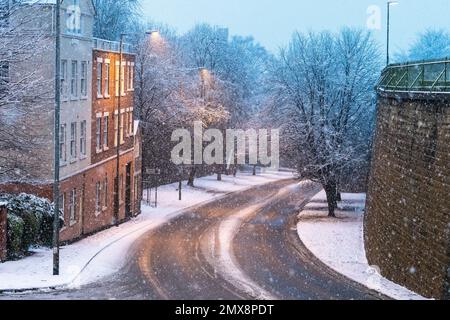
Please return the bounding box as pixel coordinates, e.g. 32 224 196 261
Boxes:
103 177 108 210
80 120 86 157
104 60 110 98
80 61 87 98
128 62 134 91
121 61 126 96
69 189 77 225
96 114 102 153
114 112 119 147
115 61 120 97
70 122 77 160
61 60 68 100
103 113 109 150
59 124 67 163
120 110 125 145
71 60 78 98
97 58 103 98
95 182 101 215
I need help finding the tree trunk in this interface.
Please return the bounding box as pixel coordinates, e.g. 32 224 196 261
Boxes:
233 166 237 177
217 172 222 181
187 167 196 187
253 165 257 176
324 181 338 217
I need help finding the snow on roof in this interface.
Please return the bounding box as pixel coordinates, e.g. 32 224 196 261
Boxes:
134 120 140 136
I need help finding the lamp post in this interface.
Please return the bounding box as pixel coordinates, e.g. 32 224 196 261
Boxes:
52 0 62 276
114 31 153 226
387 1 399 66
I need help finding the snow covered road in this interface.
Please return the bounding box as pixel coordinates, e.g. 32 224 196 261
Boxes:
0 178 387 300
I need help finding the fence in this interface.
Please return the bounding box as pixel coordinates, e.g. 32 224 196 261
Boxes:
377 58 450 93
92 38 134 54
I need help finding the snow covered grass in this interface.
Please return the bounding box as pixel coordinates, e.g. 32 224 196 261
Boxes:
0 170 293 292
297 190 428 300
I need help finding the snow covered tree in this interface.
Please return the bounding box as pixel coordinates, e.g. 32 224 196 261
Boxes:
394 29 450 62
92 0 141 40
0 0 52 181
267 28 381 217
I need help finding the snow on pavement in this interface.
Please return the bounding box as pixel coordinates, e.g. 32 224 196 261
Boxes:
297 190 428 300
0 170 294 292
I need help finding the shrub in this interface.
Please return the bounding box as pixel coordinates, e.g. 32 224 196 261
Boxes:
0 193 63 260
6 214 25 259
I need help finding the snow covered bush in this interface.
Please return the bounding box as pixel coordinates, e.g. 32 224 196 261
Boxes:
0 193 63 260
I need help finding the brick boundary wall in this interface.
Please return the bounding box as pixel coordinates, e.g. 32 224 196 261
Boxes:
0 205 6 262
365 94 450 299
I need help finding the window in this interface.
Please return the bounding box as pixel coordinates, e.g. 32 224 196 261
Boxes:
103 115 109 148
69 189 76 223
96 116 102 152
95 182 101 213
120 112 125 144
121 62 126 95
71 61 78 97
128 63 134 91
103 177 108 209
97 61 102 97
59 193 65 224
128 110 133 137
66 0 81 35
61 60 67 98
115 62 120 96
0 61 8 93
114 114 119 147
80 120 86 156
70 122 77 159
104 62 110 97
59 124 67 162
80 61 87 97
130 63 134 90
119 174 124 202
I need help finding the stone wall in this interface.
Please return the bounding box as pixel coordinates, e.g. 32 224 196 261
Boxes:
365 94 450 299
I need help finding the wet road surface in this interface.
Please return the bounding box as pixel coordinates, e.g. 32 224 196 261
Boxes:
0 179 386 300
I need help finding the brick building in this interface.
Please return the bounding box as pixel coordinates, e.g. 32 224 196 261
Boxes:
0 0 142 242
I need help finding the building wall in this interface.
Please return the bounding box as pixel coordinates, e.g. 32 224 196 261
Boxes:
59 0 95 180
0 205 6 262
365 94 450 299
59 150 137 242
91 50 136 165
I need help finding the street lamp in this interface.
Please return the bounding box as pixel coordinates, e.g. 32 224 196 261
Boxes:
52 0 62 276
387 1 399 66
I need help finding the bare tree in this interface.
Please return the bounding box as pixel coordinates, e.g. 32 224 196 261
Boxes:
0 0 52 182
267 29 380 217
395 29 450 62
92 0 140 40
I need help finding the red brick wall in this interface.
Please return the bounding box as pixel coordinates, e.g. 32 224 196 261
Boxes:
0 206 7 262
365 95 450 299
0 183 52 200
59 150 137 242
91 50 135 165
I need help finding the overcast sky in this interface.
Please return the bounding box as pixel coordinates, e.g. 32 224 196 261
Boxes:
141 0 450 54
